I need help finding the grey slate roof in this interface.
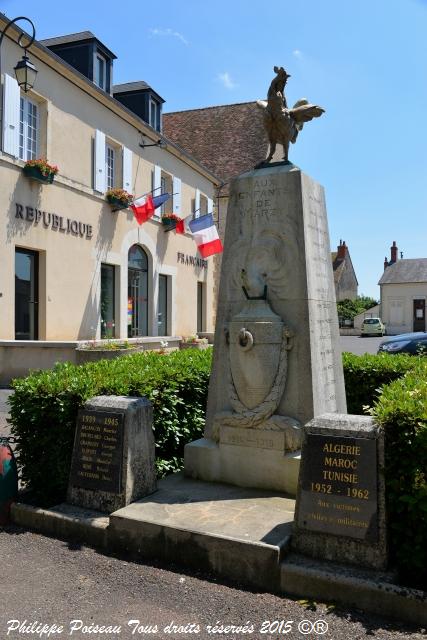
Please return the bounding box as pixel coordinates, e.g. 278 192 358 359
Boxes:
40 31 117 59
378 259 427 285
113 81 151 93
40 31 96 47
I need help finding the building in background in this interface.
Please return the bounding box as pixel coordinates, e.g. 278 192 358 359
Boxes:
0 15 220 382
331 240 358 301
379 241 427 334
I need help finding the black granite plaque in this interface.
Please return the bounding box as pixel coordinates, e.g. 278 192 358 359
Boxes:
297 434 378 541
69 409 124 493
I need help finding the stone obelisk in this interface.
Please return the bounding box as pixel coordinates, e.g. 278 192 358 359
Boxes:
185 67 346 495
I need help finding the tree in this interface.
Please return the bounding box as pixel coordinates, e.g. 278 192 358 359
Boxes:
337 296 378 322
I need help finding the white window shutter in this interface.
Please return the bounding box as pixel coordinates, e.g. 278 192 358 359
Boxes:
207 197 213 215
153 164 161 194
122 146 132 192
3 74 20 158
172 176 181 216
94 129 106 193
195 188 200 218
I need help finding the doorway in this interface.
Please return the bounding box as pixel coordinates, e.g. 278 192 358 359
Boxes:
128 245 148 337
413 299 425 332
15 248 39 340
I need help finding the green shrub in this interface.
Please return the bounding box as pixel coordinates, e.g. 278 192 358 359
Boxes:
9 348 212 506
372 361 427 589
342 352 416 414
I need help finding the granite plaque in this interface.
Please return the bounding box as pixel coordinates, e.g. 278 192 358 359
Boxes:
69 408 124 493
297 434 378 541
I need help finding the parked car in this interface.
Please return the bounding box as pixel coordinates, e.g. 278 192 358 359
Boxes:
361 317 385 337
378 332 427 354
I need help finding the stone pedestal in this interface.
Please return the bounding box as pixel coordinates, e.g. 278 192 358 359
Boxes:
185 163 346 494
68 395 156 513
292 413 387 570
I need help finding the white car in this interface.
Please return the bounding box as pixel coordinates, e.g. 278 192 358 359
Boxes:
361 318 385 337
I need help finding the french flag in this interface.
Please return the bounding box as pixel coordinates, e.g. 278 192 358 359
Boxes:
130 195 155 225
189 213 223 258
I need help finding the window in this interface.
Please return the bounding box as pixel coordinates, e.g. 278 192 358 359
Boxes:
19 96 39 161
106 144 115 190
158 171 173 216
94 53 107 90
101 264 116 338
158 275 168 335
149 97 160 131
200 194 208 216
197 282 205 333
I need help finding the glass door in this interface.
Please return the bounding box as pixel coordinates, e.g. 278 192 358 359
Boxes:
413 299 425 332
158 275 168 335
15 248 39 340
128 245 148 337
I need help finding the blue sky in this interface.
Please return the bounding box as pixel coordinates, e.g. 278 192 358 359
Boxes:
5 0 427 298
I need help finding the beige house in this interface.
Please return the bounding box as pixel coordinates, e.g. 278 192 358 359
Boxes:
0 16 220 381
379 242 427 335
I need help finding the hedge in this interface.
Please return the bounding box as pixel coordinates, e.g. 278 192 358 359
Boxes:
342 352 416 414
372 360 427 589
9 348 212 506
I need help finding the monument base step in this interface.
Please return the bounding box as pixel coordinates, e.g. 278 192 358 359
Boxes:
109 473 295 591
184 437 301 496
281 553 427 626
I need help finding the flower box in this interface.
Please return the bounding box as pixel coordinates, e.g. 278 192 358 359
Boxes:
106 189 133 211
161 217 177 230
22 165 55 184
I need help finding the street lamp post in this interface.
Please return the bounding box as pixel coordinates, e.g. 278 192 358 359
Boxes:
0 15 38 153
0 16 37 91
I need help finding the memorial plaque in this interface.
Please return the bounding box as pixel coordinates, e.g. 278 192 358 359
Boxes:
69 408 124 493
297 434 378 541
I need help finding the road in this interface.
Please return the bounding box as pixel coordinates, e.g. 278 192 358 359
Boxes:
0 527 424 640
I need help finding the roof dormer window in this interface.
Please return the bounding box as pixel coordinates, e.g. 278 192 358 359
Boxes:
94 52 107 90
149 96 161 132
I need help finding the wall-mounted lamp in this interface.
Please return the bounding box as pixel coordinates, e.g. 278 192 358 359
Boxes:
139 134 166 150
0 16 38 92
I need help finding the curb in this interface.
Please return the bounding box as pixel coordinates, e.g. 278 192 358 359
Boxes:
281 554 427 627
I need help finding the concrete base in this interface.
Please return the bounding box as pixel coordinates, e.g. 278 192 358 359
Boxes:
109 473 295 591
184 437 300 496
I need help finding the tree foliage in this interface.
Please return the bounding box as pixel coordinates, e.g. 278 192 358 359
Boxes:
337 295 378 321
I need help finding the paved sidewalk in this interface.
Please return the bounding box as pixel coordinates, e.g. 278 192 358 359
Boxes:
0 388 13 438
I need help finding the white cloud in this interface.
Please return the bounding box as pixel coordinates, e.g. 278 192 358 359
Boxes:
292 49 303 59
149 28 188 45
217 72 236 90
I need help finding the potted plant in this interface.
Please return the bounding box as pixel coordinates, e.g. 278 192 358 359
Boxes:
75 339 143 364
180 335 210 350
22 158 58 184
161 212 182 230
106 188 133 211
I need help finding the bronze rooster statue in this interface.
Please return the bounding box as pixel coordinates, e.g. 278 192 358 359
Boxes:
256 66 325 166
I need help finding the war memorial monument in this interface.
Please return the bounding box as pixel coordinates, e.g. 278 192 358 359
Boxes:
12 67 426 625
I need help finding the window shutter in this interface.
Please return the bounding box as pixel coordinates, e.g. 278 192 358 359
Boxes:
122 146 132 191
207 197 213 215
94 129 106 193
172 176 181 216
153 164 161 194
3 74 20 158
195 188 200 218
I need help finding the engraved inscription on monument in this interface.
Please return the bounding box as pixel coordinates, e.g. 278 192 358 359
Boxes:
297 434 378 541
69 409 124 493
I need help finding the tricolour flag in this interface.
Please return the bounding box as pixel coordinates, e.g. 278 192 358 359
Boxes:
130 195 155 225
152 193 171 209
189 213 223 258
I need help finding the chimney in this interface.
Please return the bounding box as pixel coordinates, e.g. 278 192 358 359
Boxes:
384 256 388 270
337 239 347 260
390 241 398 264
